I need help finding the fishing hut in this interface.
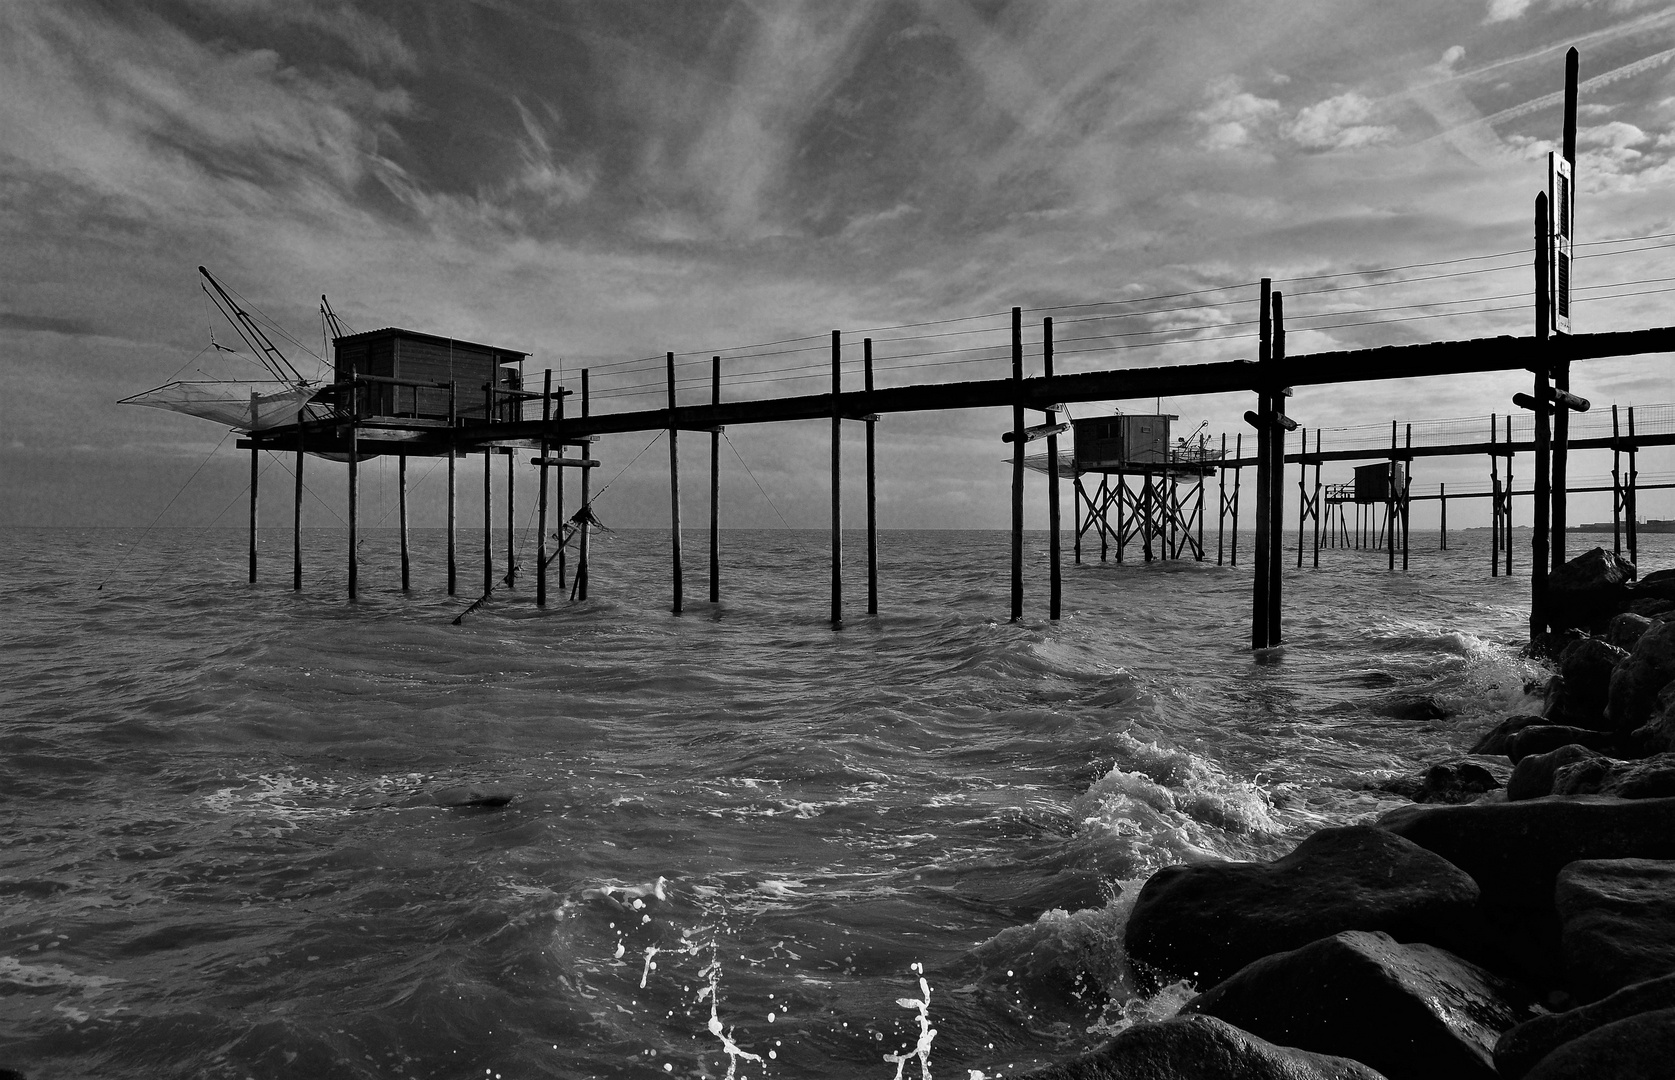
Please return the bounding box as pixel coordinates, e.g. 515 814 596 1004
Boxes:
1066 414 1218 564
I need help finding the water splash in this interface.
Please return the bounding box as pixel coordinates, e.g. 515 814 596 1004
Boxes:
883 963 936 1080
697 948 763 1079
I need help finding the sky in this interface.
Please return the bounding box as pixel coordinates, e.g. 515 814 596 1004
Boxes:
2 0 1673 537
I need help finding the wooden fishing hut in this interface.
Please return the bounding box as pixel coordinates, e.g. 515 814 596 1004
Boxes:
1066 413 1217 564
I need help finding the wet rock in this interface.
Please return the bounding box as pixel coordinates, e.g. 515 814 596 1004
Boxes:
1555 858 1675 1003
1504 724 1616 764
1506 745 1607 801
1023 1013 1387 1080
1182 930 1533 1080
1552 753 1675 799
1632 569 1675 603
1607 612 1656 652
1372 693 1453 722
1547 547 1636 631
426 783 517 808
1631 683 1675 755
1469 715 1548 757
1378 796 1675 910
1522 1007 1675 1080
1545 638 1626 730
1624 596 1675 619
1606 619 1675 733
1124 826 1480 991
1494 971 1675 1080
1377 760 1505 804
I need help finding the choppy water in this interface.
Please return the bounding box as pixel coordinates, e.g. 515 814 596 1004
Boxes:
3 525 1656 1079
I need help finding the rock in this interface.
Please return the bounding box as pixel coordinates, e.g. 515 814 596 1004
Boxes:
1023 1013 1387 1080
1606 619 1675 733
1506 745 1607 801
1522 1007 1675 1080
1377 760 1505 804
1546 638 1626 730
1608 612 1656 652
1372 693 1453 722
1183 930 1533 1080
1547 547 1636 631
1632 683 1675 755
1625 596 1675 619
1552 753 1675 799
1504 725 1616 763
1124 826 1480 991
1378 796 1675 910
1633 569 1675 603
1555 858 1675 1003
1495 971 1675 1080
1469 715 1548 757
427 783 517 808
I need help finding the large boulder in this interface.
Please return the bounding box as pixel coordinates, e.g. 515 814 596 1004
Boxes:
1545 638 1626 730
1494 971 1675 1080
1555 858 1675 1003
1547 547 1635 630
1607 612 1656 652
1123 826 1479 991
1632 683 1675 755
1504 725 1616 763
1505 745 1607 801
1605 618 1675 733
1634 567 1675 602
1468 715 1549 757
1182 930 1533 1080
1023 1013 1387 1080
1378 796 1675 909
1551 753 1675 799
1377 760 1504 805
1522 1007 1675 1080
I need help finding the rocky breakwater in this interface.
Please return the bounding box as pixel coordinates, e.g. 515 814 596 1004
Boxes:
1024 549 1675 1080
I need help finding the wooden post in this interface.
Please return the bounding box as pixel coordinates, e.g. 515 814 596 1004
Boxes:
248 393 259 584
1311 428 1322 567
348 370 358 601
1506 415 1515 577
710 356 721 604
447 383 457 596
537 370 551 607
1099 475 1109 561
1045 319 1061 621
1387 421 1398 571
483 385 493 595
1490 415 1499 576
556 376 566 590
505 445 515 587
1440 483 1448 550
1532 192 1552 638
1268 287 1285 648
399 450 410 590
1010 307 1024 622
1402 423 1412 571
1628 406 1639 566
578 369 592 601
1252 279 1272 650
1231 434 1242 567
1296 427 1306 569
1217 434 1227 566
668 352 683 614
865 338 878 616
1073 477 1083 564
1612 404 1623 557
831 331 843 627
293 408 304 591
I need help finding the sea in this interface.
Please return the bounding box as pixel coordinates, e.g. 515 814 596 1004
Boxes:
3 524 1665 1080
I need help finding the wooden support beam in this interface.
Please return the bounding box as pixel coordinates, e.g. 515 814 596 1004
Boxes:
447 383 457 596
505 447 515 587
1252 280 1272 650
399 450 410 591
1532 192 1552 638
538 370 551 608
1045 317 1062 622
1011 307 1024 623
556 374 567 591
483 386 493 596
711 356 721 605
832 330 843 627
1268 289 1285 648
579 369 592 602
866 338 878 617
348 373 359 601
668 352 683 614
248 397 259 584
293 408 303 591
1231 434 1242 567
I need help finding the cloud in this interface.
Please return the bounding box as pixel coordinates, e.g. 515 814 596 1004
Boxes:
1193 81 1396 153
0 313 102 336
1486 0 1534 23
1284 93 1399 150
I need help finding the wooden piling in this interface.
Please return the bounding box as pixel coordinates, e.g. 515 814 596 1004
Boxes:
865 339 878 617
1628 406 1639 566
505 447 515 587
447 383 457 596
1252 280 1272 650
1532 192 1552 637
293 409 303 591
1217 434 1227 565
1073 477 1083 564
1311 428 1322 568
1010 308 1024 623
832 331 843 627
1045 319 1061 621
1388 421 1398 572
538 370 551 607
668 352 683 615
1402 423 1412 572
1268 289 1286 648
578 369 591 601
1100 475 1109 561
1612 404 1623 557
1506 415 1515 577
248 400 259 584
348 372 359 601
399 450 410 590
1231 434 1242 567
556 376 566 590
483 386 493 595
1440 483 1448 550
710 356 721 605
